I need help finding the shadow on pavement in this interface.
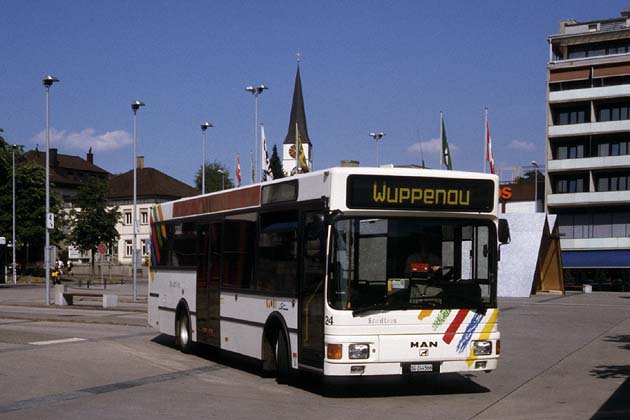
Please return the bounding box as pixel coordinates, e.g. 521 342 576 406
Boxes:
590 378 630 420
602 334 630 351
150 333 490 398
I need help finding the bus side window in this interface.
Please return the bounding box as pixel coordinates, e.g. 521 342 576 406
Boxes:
257 211 298 294
222 219 255 290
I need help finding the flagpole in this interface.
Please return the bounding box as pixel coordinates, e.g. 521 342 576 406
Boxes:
484 108 488 173
439 112 443 170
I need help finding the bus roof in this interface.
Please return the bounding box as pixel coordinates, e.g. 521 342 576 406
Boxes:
152 167 499 223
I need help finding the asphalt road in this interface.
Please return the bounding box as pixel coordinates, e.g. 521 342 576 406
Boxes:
0 286 628 420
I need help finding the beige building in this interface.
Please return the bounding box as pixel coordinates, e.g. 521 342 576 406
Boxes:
547 10 630 290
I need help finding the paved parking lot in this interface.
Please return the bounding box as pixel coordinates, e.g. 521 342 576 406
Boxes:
0 284 628 420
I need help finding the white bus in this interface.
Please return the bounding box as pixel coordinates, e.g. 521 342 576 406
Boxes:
148 166 510 380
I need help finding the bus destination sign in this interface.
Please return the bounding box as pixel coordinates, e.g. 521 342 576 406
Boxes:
346 175 495 212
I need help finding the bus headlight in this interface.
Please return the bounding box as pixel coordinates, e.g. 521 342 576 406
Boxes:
349 343 370 359
473 340 492 356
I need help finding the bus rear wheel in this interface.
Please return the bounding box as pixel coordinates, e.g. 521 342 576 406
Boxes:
176 311 193 354
276 331 291 383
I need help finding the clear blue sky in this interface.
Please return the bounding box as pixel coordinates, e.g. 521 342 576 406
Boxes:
2 1 627 186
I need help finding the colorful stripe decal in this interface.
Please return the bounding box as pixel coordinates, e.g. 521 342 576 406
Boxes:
417 309 432 320
466 308 499 367
456 312 484 353
157 205 167 239
442 309 469 344
433 309 451 330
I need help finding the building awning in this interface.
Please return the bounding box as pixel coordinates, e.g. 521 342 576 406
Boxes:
549 68 591 83
593 63 630 78
562 250 630 268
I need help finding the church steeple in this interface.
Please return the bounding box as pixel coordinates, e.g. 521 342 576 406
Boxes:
283 65 311 145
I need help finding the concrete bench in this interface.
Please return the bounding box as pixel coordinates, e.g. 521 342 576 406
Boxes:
55 285 118 308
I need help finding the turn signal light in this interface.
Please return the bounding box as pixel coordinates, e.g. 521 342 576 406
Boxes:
327 343 342 360
496 339 501 355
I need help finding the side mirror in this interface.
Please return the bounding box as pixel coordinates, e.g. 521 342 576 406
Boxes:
498 219 511 244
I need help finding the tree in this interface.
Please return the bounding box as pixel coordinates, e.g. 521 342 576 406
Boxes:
269 144 285 179
515 169 545 184
195 161 234 192
0 133 65 266
69 177 121 277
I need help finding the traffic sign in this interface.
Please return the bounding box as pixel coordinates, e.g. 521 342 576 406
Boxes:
46 213 54 230
97 243 107 255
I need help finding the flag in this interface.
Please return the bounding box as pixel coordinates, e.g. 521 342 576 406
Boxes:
485 109 495 174
441 112 452 170
249 150 255 184
236 154 242 187
261 125 272 181
296 122 309 173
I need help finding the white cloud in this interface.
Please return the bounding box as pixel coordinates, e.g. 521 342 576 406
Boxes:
507 140 536 151
33 128 132 152
407 137 459 156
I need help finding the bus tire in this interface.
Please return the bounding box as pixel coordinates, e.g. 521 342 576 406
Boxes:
276 330 291 384
176 310 193 354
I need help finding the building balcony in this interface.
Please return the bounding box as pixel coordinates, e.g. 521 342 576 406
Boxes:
547 190 630 207
549 84 630 103
560 237 630 251
547 155 630 172
548 120 630 137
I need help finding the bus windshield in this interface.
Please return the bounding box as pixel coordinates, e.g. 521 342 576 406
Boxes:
328 218 497 314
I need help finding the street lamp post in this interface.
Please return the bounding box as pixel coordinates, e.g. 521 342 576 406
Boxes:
131 100 145 301
12 144 17 284
531 160 539 213
200 122 213 195
368 132 385 166
43 75 59 305
217 169 226 190
245 84 267 182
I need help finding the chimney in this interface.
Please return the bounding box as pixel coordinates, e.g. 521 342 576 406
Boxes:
136 156 144 169
86 147 93 164
50 148 59 167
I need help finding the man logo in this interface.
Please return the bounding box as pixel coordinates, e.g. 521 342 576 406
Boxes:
410 341 438 348
419 349 429 357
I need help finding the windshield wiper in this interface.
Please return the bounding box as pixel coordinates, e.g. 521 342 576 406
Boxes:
352 301 393 316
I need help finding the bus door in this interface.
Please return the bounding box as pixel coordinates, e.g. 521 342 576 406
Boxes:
298 211 326 369
196 222 222 347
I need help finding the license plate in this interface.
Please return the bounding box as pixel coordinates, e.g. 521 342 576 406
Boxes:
409 363 433 372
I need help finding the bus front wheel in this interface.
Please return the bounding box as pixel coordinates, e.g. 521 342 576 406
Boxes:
176 310 193 354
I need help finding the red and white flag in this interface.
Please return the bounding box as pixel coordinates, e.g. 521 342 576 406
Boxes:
485 109 495 174
236 154 242 187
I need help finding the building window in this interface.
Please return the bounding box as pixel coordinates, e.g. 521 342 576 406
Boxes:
141 210 149 225
555 144 584 160
554 175 587 193
557 211 630 240
554 107 588 125
125 240 133 257
596 174 630 192
598 103 630 122
125 211 132 225
141 239 149 256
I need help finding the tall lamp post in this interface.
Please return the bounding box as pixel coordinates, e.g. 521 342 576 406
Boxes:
531 160 539 213
368 132 386 167
43 75 59 305
245 84 267 182
12 144 17 284
131 100 145 301
217 169 226 190
200 122 213 195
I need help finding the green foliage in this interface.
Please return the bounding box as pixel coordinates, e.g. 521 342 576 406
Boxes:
270 144 285 179
0 134 65 260
195 161 234 192
68 177 121 256
515 170 545 184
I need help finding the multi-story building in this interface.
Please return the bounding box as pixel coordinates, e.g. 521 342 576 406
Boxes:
547 10 630 290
